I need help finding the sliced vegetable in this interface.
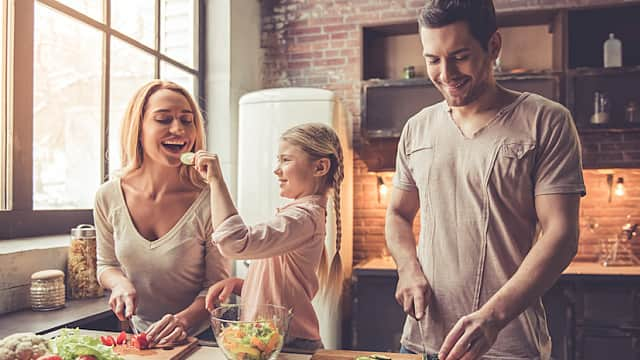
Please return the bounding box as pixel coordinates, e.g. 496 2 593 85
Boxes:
115 332 127 346
130 333 148 350
98 336 114 347
37 355 63 360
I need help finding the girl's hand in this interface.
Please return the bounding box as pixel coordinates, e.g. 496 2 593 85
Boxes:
194 150 224 183
109 282 137 321
205 277 244 311
146 314 188 346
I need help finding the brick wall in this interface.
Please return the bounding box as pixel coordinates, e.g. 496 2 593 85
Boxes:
260 0 640 266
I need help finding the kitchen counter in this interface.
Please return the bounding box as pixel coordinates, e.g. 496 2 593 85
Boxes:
189 346 310 360
355 256 640 276
0 296 111 339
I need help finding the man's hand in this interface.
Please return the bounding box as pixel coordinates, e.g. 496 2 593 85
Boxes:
395 263 432 320
438 308 503 360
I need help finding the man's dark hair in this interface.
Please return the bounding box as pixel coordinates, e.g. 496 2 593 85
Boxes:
418 0 497 52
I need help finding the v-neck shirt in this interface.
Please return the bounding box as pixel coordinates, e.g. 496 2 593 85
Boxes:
95 178 231 334
393 93 586 359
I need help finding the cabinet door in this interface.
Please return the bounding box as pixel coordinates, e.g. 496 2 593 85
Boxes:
577 281 640 327
351 271 406 352
575 326 640 360
543 281 576 360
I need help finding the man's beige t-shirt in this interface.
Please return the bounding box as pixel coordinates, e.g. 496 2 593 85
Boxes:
393 93 586 359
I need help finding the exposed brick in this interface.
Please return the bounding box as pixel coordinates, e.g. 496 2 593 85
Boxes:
296 34 330 43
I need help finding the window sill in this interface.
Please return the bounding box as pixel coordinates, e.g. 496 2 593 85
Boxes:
0 234 69 254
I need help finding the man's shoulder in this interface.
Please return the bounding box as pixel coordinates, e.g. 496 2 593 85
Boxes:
405 101 446 129
518 92 571 117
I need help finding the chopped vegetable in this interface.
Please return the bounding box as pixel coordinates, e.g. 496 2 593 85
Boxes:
219 321 283 360
129 334 148 350
0 333 50 360
114 333 126 347
49 329 122 360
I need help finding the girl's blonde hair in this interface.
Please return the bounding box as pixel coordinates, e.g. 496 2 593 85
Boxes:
117 80 207 188
280 123 344 301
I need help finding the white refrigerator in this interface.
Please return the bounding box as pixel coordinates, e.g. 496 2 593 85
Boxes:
236 87 353 349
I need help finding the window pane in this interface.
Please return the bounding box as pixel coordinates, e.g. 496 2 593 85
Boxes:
161 0 195 68
108 36 155 176
0 0 6 210
53 0 103 22
111 0 155 49
33 3 102 210
160 61 195 96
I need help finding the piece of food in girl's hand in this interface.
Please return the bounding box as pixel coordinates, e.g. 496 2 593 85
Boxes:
180 152 195 165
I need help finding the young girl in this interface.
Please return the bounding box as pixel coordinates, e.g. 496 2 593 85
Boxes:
195 123 345 350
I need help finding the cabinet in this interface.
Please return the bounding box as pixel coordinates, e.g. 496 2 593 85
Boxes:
349 266 640 360
349 267 405 352
359 4 640 172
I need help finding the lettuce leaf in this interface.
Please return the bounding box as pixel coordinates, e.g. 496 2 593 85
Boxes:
50 329 123 360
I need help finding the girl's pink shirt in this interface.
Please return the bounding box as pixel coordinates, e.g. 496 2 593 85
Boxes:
212 194 328 341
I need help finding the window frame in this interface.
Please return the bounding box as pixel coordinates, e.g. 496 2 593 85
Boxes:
0 0 206 239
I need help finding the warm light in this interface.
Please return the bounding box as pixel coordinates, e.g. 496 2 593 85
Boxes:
377 176 388 197
615 177 625 196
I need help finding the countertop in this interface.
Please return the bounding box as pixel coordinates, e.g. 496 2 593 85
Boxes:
355 257 640 276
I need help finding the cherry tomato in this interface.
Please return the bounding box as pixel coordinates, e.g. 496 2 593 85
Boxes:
37 355 63 360
77 356 97 360
130 332 149 350
116 331 127 345
99 335 115 346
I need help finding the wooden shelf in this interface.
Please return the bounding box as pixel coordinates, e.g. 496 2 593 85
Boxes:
578 125 640 133
567 65 640 77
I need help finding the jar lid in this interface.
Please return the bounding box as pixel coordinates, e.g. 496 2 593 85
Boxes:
31 269 64 280
71 224 96 237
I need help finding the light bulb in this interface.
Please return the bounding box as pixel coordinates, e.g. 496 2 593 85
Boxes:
615 177 625 196
379 183 388 196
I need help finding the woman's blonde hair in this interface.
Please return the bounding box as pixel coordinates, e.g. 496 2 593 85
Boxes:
280 123 344 301
117 80 207 188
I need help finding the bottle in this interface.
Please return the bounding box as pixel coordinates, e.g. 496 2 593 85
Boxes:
626 100 639 123
603 33 622 68
590 91 610 124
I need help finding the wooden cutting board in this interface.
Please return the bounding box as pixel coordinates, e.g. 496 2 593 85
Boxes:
311 350 421 360
48 330 199 360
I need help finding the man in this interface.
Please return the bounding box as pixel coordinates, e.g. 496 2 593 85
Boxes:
385 1 585 359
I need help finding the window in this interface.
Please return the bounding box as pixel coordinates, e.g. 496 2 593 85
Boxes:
1 0 203 238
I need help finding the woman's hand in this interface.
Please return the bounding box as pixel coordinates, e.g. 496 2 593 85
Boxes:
108 281 137 321
145 314 188 346
205 277 244 311
194 150 224 183
438 308 503 360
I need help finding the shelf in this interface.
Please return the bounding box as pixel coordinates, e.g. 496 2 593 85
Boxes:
568 65 640 77
578 125 640 133
363 71 560 88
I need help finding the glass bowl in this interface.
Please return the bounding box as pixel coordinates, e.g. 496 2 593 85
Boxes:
210 304 292 360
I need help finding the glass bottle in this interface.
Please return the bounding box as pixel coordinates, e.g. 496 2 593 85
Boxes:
603 33 622 68
68 224 104 299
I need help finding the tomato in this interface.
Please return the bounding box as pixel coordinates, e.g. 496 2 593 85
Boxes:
116 331 127 345
99 335 115 346
130 332 149 350
37 355 63 360
76 356 97 360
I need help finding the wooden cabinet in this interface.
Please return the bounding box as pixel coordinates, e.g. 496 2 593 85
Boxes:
349 267 405 352
349 267 640 360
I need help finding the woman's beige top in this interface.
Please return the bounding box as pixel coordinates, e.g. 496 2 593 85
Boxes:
95 179 231 335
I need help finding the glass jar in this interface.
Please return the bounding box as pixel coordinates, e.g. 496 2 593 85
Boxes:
67 224 104 299
31 269 65 311
403 65 415 79
590 91 610 124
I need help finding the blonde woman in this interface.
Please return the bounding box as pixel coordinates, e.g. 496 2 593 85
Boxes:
198 123 345 351
95 80 231 346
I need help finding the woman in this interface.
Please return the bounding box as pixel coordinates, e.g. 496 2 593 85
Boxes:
95 80 231 346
